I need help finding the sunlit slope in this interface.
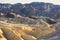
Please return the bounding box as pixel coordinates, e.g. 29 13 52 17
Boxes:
0 18 55 40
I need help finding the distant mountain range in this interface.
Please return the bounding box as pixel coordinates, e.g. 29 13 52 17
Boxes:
0 2 60 19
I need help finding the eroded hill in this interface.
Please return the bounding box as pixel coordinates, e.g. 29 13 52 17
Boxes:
0 17 56 40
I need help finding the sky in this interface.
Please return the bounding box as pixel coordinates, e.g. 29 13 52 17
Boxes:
0 0 60 5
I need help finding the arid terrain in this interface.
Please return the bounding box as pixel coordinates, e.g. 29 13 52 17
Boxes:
0 17 60 40
0 2 60 40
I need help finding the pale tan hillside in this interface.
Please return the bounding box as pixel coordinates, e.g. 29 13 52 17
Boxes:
0 18 55 40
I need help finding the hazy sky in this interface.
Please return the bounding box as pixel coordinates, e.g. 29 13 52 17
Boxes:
0 0 60 5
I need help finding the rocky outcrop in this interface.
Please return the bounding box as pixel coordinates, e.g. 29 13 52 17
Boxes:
6 12 16 18
45 18 57 25
51 22 60 30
